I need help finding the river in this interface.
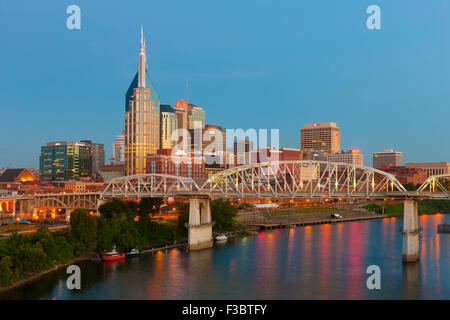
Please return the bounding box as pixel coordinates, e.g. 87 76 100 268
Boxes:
1 214 449 299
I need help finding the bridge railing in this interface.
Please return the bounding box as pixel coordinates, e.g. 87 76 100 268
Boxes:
101 174 201 198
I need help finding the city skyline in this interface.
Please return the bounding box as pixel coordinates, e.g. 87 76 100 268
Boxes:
1 1 450 168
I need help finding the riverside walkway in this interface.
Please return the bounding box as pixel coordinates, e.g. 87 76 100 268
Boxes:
248 214 388 230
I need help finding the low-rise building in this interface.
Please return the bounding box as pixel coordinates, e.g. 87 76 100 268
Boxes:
373 149 402 169
380 166 428 185
146 149 206 183
0 168 37 183
320 149 363 166
64 181 104 193
99 164 125 182
405 162 450 177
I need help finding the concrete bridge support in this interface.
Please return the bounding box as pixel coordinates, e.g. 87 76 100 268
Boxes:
402 200 420 262
187 197 214 251
96 199 106 216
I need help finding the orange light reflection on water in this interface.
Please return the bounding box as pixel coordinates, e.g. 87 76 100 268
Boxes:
317 224 331 299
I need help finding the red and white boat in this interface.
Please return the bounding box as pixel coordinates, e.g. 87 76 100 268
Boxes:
102 246 125 262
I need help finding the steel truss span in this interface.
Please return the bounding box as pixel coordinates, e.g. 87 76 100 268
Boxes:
101 174 201 198
2 164 448 206
202 161 409 199
417 173 450 198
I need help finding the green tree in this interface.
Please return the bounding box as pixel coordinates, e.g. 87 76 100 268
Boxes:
139 198 163 216
17 244 46 273
96 216 113 253
70 208 98 256
98 199 128 219
0 256 13 287
211 199 238 231
35 227 57 266
175 202 190 233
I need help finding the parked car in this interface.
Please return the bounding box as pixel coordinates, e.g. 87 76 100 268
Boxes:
330 213 342 219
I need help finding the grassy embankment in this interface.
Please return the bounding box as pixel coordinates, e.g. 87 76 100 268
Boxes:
363 200 450 217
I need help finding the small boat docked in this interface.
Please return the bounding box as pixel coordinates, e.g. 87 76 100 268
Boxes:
215 234 228 242
102 246 125 262
125 248 141 258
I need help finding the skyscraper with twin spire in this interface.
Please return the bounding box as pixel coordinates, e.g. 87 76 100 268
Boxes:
125 26 160 175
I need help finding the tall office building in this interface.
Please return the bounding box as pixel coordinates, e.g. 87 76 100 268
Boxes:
160 104 178 149
80 140 105 175
233 138 254 166
174 100 189 131
188 104 205 129
300 122 340 154
39 141 92 181
189 124 227 167
174 100 205 130
111 131 125 165
174 100 205 152
373 149 402 168
125 27 160 175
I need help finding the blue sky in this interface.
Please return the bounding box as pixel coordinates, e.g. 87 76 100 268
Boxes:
1 0 449 168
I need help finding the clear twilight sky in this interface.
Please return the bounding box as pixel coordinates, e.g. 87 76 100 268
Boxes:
0 0 449 168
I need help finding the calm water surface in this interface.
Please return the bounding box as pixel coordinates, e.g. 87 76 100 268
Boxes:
1 214 449 299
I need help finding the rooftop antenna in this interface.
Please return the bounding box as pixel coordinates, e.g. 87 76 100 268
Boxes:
186 80 189 102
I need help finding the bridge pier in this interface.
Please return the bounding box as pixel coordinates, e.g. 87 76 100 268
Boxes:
187 197 214 251
96 199 105 216
402 200 420 263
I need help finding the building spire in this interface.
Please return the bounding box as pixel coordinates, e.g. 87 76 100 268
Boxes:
138 25 147 87
140 25 145 56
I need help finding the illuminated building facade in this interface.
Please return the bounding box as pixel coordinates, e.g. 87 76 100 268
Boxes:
174 101 205 131
188 104 205 129
146 149 206 183
0 168 37 183
160 105 178 149
233 138 254 166
81 140 105 176
300 122 340 154
39 141 92 181
125 27 160 175
174 100 206 152
111 131 125 165
380 166 427 185
189 124 226 168
373 149 402 168
405 162 450 177
320 149 363 166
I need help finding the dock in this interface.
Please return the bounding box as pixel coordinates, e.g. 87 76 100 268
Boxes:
248 215 388 230
140 242 187 254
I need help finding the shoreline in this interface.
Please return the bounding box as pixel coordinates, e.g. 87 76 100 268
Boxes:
0 241 189 295
0 256 89 296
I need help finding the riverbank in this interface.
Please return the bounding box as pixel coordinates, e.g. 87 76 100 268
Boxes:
0 256 89 295
0 240 190 295
363 200 450 217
